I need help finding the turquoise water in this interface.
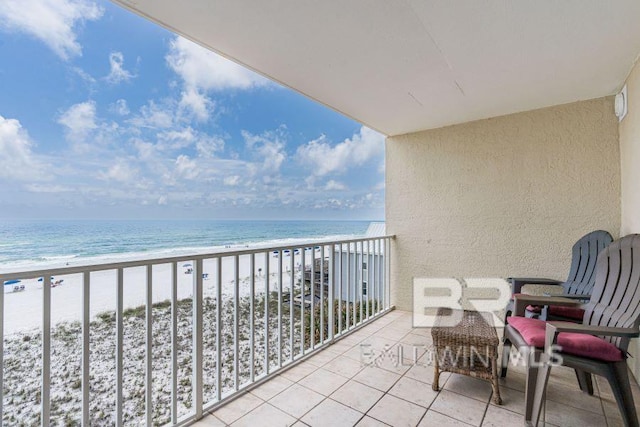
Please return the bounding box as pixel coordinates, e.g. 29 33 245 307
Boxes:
0 220 370 270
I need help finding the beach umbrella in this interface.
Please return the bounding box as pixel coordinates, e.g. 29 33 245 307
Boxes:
182 263 192 267
4 279 21 285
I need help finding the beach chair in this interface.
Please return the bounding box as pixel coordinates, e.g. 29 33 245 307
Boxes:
505 230 613 321
503 234 640 426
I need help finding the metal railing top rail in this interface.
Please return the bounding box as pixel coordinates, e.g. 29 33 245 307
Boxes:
0 234 395 281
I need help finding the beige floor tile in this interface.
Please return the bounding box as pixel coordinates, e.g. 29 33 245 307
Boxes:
231 403 296 427
193 414 227 426
355 415 390 426
327 340 357 354
250 375 294 400
418 410 473 426
323 355 365 378
443 375 492 402
360 335 401 349
306 349 341 367
481 405 522 426
375 325 413 340
366 394 426 427
601 399 625 427
280 362 318 382
398 332 432 347
373 350 413 375
409 327 432 338
212 393 264 424
430 390 488 426
404 361 448 386
268 383 325 418
489 384 525 415
301 398 364 427
498 370 526 392
353 366 401 392
343 342 373 362
388 376 438 408
330 379 385 413
298 367 349 396
545 381 603 414
542 399 607 427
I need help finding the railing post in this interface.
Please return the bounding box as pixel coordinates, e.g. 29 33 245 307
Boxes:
250 254 255 383
193 258 204 419
289 248 295 361
82 271 90 426
264 253 270 375
116 268 123 426
171 262 178 424
216 257 222 401
145 264 153 426
328 244 334 342
233 255 239 391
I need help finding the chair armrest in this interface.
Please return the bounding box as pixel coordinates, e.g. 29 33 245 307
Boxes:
509 277 563 295
554 294 591 300
544 322 640 352
512 294 581 317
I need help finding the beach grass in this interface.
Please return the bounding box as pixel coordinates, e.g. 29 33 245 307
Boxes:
3 294 378 426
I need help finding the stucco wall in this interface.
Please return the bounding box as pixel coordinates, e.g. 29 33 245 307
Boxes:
386 97 621 312
620 59 640 379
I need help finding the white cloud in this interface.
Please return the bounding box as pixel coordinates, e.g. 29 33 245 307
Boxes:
196 135 225 157
158 195 167 205
99 160 137 183
58 100 97 142
242 128 287 176
106 52 134 84
25 183 73 193
296 126 385 176
0 115 47 181
0 0 103 60
179 88 214 122
111 99 130 116
324 180 346 191
166 36 270 92
175 154 198 179
157 128 197 150
128 100 174 130
224 175 240 186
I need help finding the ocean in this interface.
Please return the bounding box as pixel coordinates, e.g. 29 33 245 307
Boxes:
0 219 371 271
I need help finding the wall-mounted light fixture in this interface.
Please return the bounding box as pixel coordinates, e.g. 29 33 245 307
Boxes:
615 84 628 122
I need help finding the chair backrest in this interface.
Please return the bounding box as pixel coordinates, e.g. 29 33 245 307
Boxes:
563 230 613 295
584 234 640 352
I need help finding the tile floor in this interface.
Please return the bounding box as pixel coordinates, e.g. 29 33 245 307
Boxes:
194 310 640 427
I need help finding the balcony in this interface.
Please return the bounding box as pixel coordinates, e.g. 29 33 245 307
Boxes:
2 231 638 426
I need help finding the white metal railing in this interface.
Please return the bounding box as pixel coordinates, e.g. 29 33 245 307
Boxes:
0 235 393 426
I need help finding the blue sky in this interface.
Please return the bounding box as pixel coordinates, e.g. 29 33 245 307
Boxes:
0 0 385 220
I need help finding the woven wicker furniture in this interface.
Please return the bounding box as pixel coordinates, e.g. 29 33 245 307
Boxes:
431 307 502 404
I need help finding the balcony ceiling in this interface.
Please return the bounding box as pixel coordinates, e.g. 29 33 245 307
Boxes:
112 0 640 136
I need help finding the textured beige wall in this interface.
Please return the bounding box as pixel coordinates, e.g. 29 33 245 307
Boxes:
620 63 640 236
386 97 621 311
620 59 640 379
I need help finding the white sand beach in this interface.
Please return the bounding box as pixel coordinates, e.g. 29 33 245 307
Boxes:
4 249 319 334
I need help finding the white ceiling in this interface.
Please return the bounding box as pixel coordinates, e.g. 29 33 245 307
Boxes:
112 0 640 136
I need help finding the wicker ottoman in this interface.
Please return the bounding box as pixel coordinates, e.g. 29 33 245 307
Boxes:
431 307 502 404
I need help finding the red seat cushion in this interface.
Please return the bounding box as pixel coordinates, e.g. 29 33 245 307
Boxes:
549 305 585 320
507 316 623 362
526 304 542 313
